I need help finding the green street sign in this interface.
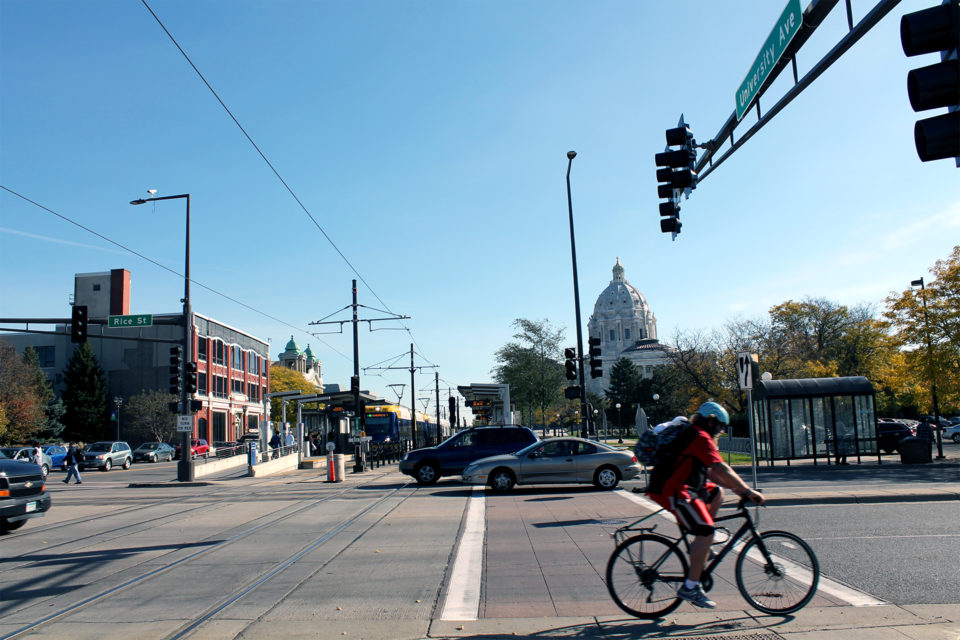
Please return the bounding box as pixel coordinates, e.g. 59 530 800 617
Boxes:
735 0 803 121
108 314 153 328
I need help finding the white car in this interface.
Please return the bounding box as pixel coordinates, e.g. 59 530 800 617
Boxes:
943 424 960 444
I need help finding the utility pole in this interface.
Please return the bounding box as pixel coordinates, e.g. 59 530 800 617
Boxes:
309 280 409 469
435 372 441 444
364 345 437 450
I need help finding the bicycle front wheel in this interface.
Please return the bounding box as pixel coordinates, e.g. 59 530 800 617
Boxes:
735 530 820 614
606 533 688 619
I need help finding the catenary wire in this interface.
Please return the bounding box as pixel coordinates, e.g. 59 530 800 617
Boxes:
0 185 350 362
139 0 433 365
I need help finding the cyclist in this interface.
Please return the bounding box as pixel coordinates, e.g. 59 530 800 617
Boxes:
646 401 764 609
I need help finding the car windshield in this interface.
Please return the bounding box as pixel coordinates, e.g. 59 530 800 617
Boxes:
0 449 10 459
86 443 111 453
137 443 161 451
0 447 19 457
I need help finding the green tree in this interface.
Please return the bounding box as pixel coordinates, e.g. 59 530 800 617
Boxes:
605 357 644 436
21 346 65 441
885 245 960 413
61 343 109 443
268 365 320 423
492 318 565 433
125 389 177 443
0 339 46 443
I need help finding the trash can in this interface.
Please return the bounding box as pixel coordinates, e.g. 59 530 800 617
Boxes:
899 437 932 464
248 441 258 466
334 453 346 481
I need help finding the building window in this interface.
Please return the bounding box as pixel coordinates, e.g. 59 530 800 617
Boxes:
198 372 207 396
214 340 224 366
610 329 616 341
232 379 243 394
248 351 259 375
247 382 259 402
232 347 242 370
33 346 55 367
92 284 101 291
624 328 631 341
197 338 207 362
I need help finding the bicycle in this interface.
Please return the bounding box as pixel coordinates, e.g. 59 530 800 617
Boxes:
606 498 819 618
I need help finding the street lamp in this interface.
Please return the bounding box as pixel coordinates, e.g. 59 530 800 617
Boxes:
616 402 622 443
114 396 123 440
565 150 589 439
130 192 194 481
911 277 944 459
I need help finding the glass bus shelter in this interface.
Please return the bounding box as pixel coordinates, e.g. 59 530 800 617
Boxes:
752 376 879 466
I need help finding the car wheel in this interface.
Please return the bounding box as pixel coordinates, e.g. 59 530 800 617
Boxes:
0 518 26 533
594 466 621 490
489 468 515 492
103 459 112 472
122 458 131 470
41 464 49 478
415 462 438 485
953 433 960 444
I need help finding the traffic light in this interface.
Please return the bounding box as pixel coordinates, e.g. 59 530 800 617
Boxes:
185 361 198 394
588 337 602 379
448 396 457 425
70 305 88 343
564 347 577 381
901 2 960 163
655 118 697 239
169 345 182 394
564 386 581 400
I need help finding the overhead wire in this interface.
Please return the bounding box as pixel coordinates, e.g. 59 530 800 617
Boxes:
0 184 351 362
139 0 435 369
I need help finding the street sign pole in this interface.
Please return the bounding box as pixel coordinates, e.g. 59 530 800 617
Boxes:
738 352 759 490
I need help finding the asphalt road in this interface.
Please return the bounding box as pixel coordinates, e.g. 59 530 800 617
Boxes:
3 455 956 639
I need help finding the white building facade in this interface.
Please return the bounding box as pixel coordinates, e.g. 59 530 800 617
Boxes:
586 258 672 396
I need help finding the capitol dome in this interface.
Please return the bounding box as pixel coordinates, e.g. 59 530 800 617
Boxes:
590 258 657 342
586 258 671 396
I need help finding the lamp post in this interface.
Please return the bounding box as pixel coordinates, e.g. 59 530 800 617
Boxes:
565 151 589 439
130 192 194 481
911 278 944 459
114 396 123 440
616 402 622 443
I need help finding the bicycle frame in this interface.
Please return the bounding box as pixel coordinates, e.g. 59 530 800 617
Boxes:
613 501 769 582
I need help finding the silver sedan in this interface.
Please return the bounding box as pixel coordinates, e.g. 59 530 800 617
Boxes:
462 437 642 492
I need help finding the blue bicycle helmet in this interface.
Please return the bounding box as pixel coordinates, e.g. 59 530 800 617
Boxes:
696 401 729 425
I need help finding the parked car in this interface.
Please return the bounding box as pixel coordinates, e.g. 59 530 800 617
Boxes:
133 442 175 463
44 444 68 470
80 441 132 471
943 424 960 444
0 446 53 478
212 441 243 458
0 450 51 533
174 439 210 459
462 437 642 491
876 421 914 454
399 425 538 485
919 415 953 429
947 416 960 426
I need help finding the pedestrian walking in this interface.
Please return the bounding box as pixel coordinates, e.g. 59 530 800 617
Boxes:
269 431 281 459
63 442 83 485
31 441 43 466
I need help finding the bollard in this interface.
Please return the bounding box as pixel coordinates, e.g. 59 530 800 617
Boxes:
334 453 345 481
327 450 337 482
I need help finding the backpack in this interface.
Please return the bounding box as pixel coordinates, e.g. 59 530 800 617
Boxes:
75 448 85 463
634 417 692 468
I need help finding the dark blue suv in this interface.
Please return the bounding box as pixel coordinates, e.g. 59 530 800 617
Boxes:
399 425 538 485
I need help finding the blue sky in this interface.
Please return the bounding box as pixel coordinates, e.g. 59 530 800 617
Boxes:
2 1 958 415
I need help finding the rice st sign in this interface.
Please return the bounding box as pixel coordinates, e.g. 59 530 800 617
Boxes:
107 314 153 328
736 0 803 121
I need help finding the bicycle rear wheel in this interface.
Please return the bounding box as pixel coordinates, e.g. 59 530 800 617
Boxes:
735 530 820 614
606 533 688 619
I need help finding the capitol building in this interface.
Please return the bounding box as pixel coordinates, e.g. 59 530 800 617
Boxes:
586 258 672 396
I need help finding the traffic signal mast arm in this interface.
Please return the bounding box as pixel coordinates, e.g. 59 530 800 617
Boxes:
691 0 902 184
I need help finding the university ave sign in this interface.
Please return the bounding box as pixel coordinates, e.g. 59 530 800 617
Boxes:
736 0 803 121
